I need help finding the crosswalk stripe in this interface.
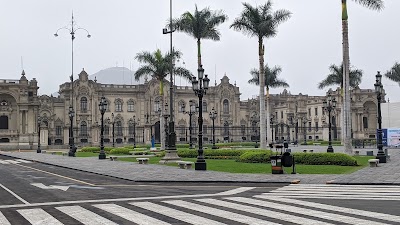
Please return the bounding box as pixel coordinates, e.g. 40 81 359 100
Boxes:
15 159 32 163
226 197 387 225
255 195 400 223
273 188 400 193
271 190 400 196
0 160 10 164
93 203 171 225
261 193 400 200
163 200 281 225
0 212 11 225
17 208 63 225
196 198 334 225
56 205 117 225
284 184 400 188
130 202 226 225
4 160 20 164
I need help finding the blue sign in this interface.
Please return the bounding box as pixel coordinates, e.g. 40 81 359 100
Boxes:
377 129 388 146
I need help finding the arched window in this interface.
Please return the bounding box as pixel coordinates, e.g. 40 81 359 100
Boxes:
128 121 135 135
104 124 109 136
224 121 229 136
127 100 134 112
116 121 123 136
202 101 207 112
80 97 87 112
80 121 88 137
154 97 162 112
223 99 229 114
178 100 185 113
115 99 123 112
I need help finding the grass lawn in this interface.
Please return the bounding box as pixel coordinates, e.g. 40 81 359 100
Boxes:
115 156 374 174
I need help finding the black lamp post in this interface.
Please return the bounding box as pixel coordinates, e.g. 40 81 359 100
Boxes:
192 65 210 170
323 92 337 153
99 97 107 159
270 114 275 143
163 102 170 147
375 71 386 163
55 14 90 158
109 113 115 148
209 107 218 149
68 106 76 157
132 115 139 149
302 116 307 145
37 116 42 153
183 100 197 149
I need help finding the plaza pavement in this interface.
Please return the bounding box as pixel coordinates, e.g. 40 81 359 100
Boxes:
0 145 399 185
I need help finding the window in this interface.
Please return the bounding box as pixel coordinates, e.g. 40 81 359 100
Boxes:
224 121 229 136
116 121 123 136
315 107 318 116
363 117 368 129
315 122 319 131
104 125 109 135
202 101 207 112
241 125 246 136
80 121 88 137
127 100 134 112
80 97 87 112
178 101 185 113
128 123 134 135
56 126 62 136
308 121 312 131
203 125 208 134
308 108 311 117
179 125 185 134
154 100 161 112
115 99 123 112
223 99 229 114
281 111 283 119
0 116 8 129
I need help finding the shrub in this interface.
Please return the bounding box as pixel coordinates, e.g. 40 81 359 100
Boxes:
292 153 357 166
80 147 112 153
110 147 131 155
177 149 269 159
237 151 273 163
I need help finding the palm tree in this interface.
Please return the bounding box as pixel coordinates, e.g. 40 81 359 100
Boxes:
248 65 290 91
341 0 383 154
134 49 192 95
318 63 363 90
135 49 192 150
172 5 228 67
230 1 291 149
385 62 400 85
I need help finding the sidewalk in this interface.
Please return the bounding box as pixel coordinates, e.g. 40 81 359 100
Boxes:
1 149 399 185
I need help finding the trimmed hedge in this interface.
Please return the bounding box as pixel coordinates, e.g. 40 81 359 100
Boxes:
110 147 131 155
177 149 269 159
237 151 273 163
80 147 113 153
292 153 357 166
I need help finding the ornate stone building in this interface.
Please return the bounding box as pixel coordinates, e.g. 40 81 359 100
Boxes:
0 69 381 150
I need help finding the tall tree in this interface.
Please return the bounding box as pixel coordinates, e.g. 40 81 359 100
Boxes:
248 65 290 90
230 1 291 149
318 63 363 90
385 62 400 85
341 0 383 154
172 5 228 67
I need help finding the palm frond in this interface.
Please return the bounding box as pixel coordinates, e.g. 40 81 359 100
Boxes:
385 62 400 84
352 0 384 10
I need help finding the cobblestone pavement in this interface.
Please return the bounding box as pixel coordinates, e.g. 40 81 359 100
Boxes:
1 148 399 185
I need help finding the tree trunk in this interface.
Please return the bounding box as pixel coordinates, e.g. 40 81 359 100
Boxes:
197 39 202 67
259 40 267 149
342 0 352 154
266 87 271 144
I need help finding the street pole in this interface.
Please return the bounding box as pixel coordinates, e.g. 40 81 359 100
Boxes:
324 92 336 153
375 71 386 163
303 117 307 145
37 116 41 153
99 97 107 159
209 107 218 149
111 113 115 148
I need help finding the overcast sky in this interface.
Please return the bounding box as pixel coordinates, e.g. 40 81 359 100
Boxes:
1 0 399 102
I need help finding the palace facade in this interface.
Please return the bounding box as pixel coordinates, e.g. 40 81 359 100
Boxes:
0 69 381 150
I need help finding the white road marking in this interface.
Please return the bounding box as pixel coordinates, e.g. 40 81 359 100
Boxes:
56 205 117 225
31 183 69 191
271 190 400 196
284 184 400 188
94 203 171 225
0 212 11 225
217 187 256 195
4 160 20 164
14 159 32 163
0 183 30 205
17 208 63 225
131 202 226 225
0 187 253 209
226 197 387 225
196 198 333 225
255 196 400 223
163 200 281 225
261 193 400 200
0 160 10 164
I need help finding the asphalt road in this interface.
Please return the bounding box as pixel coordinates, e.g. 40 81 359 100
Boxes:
1 155 400 225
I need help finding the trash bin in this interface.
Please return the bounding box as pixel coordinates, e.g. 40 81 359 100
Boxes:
282 152 293 167
270 155 283 174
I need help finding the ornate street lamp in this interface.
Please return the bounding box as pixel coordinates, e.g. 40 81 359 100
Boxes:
108 113 115 148
98 97 107 159
209 107 218 149
192 65 210 170
302 116 308 145
132 115 139 149
375 71 386 163
37 116 42 153
323 92 337 153
163 101 170 147
68 106 76 156
270 114 275 143
55 14 90 157
183 100 198 149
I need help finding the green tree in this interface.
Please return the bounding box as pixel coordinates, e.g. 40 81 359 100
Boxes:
318 63 363 90
230 1 291 149
385 62 400 85
248 65 290 91
172 5 228 67
341 0 383 153
134 49 192 95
